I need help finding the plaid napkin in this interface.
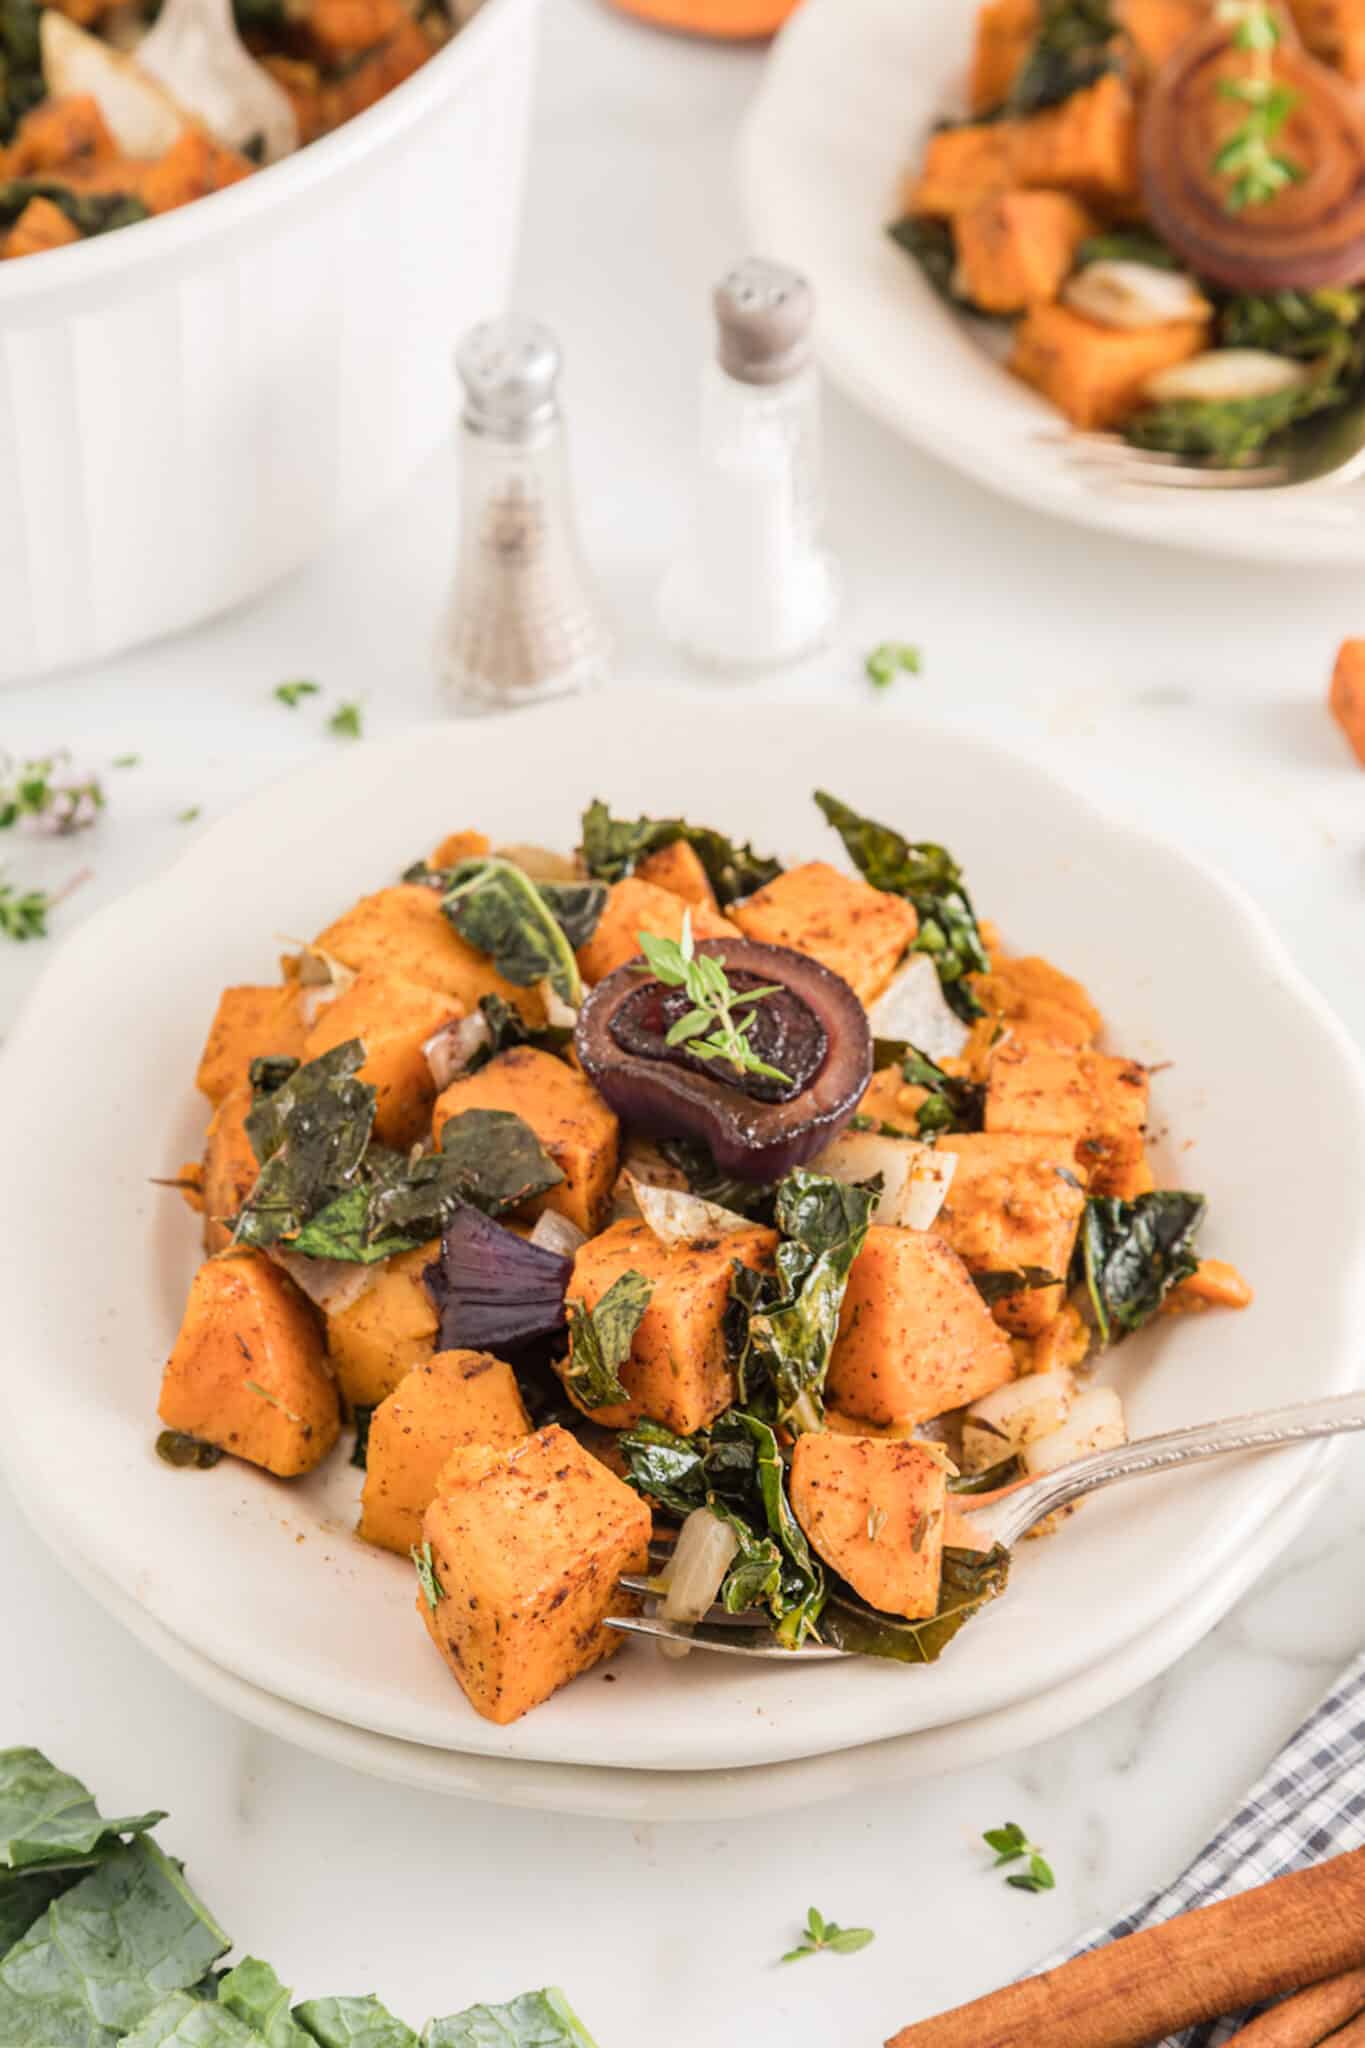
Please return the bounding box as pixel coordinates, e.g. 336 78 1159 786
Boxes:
1055 1651 1365 2047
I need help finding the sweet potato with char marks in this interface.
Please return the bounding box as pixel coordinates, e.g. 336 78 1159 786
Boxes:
433 1045 619 1237
201 1083 259 1255
791 1433 947 1620
3 197 81 258
304 972 462 1151
418 1425 650 1725
732 861 918 1006
828 1226 1016 1427
196 984 307 1105
633 838 720 912
575 876 738 985
935 1132 1089 1335
956 189 1095 313
159 1251 338 1476
324 1241 439 1409
1010 302 1210 430
313 884 546 1024
358 1349 530 1556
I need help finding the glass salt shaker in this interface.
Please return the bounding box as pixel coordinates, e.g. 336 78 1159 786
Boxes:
437 319 613 715
659 258 841 671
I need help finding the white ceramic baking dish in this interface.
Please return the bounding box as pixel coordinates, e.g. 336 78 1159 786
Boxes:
0 0 542 685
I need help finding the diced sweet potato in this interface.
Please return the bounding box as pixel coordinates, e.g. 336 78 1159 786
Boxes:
970 0 1037 111
3 197 81 259
1020 1298 1092 1375
1117 0 1204 71
1010 302 1210 430
1163 1258 1254 1314
304 0 408 60
201 1083 259 1254
986 1041 1148 1141
1330 639 1365 766
432 1045 619 1236
906 124 1016 217
428 828 490 868
575 877 738 985
791 1433 947 1620
260 54 327 145
1009 74 1139 203
320 17 431 125
358 1349 529 1555
304 972 461 1150
563 1217 776 1434
417 1425 650 1724
313 885 546 1024
956 189 1095 313
633 839 719 912
935 1133 1088 1334
856 1064 931 1138
732 862 918 1005
1288 0 1365 80
138 127 253 215
195 985 307 1105
967 952 1102 1060
159 1251 338 1476
9 93 117 172
324 1242 439 1409
827 1225 1016 1426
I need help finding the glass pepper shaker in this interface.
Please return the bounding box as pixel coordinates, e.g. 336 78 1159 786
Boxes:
437 319 613 716
659 258 841 672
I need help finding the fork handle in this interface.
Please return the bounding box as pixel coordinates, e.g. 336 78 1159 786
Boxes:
973 1390 1365 1549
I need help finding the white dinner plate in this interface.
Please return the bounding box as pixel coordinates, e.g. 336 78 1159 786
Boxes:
739 0 1365 565
1 694 1363 1777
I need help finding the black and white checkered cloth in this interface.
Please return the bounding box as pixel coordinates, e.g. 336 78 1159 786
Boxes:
1054 1652 1365 2047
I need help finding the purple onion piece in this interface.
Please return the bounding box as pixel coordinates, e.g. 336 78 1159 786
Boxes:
424 1202 573 1354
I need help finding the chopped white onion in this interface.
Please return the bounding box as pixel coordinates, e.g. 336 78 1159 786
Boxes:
629 1176 751 1246
1021 1386 1126 1479
656 1507 739 1659
495 842 580 882
1063 260 1211 332
1145 349 1310 405
813 1127 944 1229
961 1369 1075 1474
423 1011 492 1091
866 952 969 1061
529 1211 587 1259
268 1247 377 1318
40 11 185 154
897 1146 956 1231
297 984 337 1029
295 944 358 998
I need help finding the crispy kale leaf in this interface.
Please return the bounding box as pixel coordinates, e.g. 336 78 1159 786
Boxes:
578 800 781 905
655 1137 778 1223
435 859 603 1008
0 0 44 146
563 1270 652 1409
1006 0 1117 115
1076 1189 1205 1345
0 179 148 236
423 1988 598 2047
874 1043 985 1135
821 1546 1011 1663
1219 286 1365 357
886 217 984 313
1127 318 1365 465
971 1265 1059 1306
814 790 988 1021
236 1043 376 1250
1074 227 1178 270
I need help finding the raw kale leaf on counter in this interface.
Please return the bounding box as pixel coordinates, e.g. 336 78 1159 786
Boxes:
578 799 782 905
0 1748 168 1966
423 1987 599 2046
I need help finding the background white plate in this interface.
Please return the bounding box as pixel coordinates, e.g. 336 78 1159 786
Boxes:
740 0 1365 566
2 694 1363 1775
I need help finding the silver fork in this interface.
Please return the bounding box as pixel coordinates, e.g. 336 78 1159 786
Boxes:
606 1390 1365 1660
1052 387 1365 492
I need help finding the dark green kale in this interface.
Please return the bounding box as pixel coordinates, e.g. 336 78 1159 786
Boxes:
1219 286 1365 357
155 1431 226 1472
436 857 601 1008
971 1266 1059 1305
0 179 148 237
1075 1189 1205 1345
726 1170 878 1433
0 0 44 146
874 1042 985 1135
1006 0 1117 115
655 1136 778 1223
887 217 979 312
563 1269 652 1409
578 799 782 905
1127 319 1365 465
349 1408 375 1472
1074 227 1179 270
814 790 989 1021
235 1043 377 1251
821 1545 1011 1663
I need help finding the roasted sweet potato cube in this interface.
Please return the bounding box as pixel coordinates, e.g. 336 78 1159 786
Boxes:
3 196 81 260
856 1064 932 1138
139 127 253 214
969 951 1102 1048
732 862 918 1005
432 1045 619 1236
1163 1257 1254 1314
564 1217 776 1434
1118 0 1204 70
324 1241 439 1409
201 1084 259 1254
428 828 490 867
970 0 1037 110
906 123 1016 216
159 1251 338 1476
956 190 1095 312
320 16 430 124
1076 1129 1153 1199
633 839 719 912
1010 302 1209 429
1010 74 1139 202
196 985 307 1105
986 1042 1148 1139
935 1133 1088 1334
791 1433 947 1619
304 972 461 1150
1330 639 1365 766
358 1349 529 1555
313 885 546 1023
305 0 408 59
575 877 738 985
9 93 117 172
417 1425 651 1724
827 1226 1015 1426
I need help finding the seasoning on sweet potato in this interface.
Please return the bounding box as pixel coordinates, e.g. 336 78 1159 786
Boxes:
732 861 918 1006
576 876 738 984
324 1241 439 1409
970 0 1037 111
195 984 307 1105
9 93 117 172
159 1250 339 1476
433 1045 619 1236
935 1132 1089 1334
417 1424 650 1725
358 1348 530 1556
563 1216 776 1435
313 884 546 1023
827 1225 1016 1426
1330 638 1365 766
201 1083 260 1254
791 1433 947 1620
304 972 462 1150
3 196 81 257
1009 301 1210 430
633 838 720 912
956 189 1095 313
985 1041 1149 1157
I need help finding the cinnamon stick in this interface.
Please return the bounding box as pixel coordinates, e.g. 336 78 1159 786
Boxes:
886 1848 1365 2048
1225 1969 1365 2048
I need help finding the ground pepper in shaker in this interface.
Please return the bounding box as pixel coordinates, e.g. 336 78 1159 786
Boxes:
659 258 841 670
437 319 613 715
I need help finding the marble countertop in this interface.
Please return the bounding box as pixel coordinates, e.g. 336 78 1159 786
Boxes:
4 1 1365 2041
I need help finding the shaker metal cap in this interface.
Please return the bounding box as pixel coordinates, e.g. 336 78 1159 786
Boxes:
714 259 814 385
456 318 561 439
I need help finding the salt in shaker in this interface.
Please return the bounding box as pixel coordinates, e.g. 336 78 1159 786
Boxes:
437 319 613 716
659 258 841 671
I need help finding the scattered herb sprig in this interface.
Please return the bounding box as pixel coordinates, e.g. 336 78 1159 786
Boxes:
1214 1 1302 212
274 680 321 708
328 701 363 740
639 911 792 1086
412 1540 445 1612
0 751 103 835
866 642 921 689
781 1906 876 1963
984 1822 1057 1893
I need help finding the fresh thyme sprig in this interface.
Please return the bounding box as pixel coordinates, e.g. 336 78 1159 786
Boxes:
328 701 364 740
637 912 792 1086
274 679 321 708
1214 1 1303 212
781 1906 875 1963
866 642 922 689
0 752 104 836
0 867 89 943
984 1822 1057 1893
